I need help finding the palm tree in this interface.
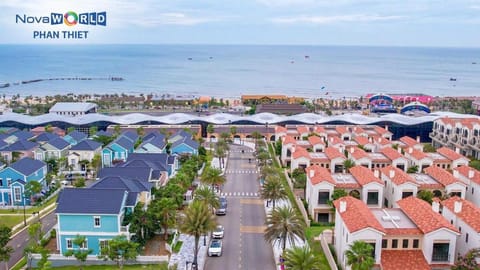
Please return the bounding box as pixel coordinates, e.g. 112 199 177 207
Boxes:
343 159 356 173
407 165 419 173
345 240 375 270
201 167 226 191
230 126 237 142
264 206 306 253
219 132 231 143
251 131 262 149
194 185 220 212
179 201 217 267
215 140 229 168
207 124 215 151
150 198 178 240
261 176 287 209
260 166 279 181
284 246 322 270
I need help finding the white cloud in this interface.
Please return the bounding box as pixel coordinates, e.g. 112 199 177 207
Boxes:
270 14 405 24
135 13 219 26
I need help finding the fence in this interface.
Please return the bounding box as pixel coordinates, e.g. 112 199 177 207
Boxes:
31 253 169 267
320 232 339 270
284 170 310 227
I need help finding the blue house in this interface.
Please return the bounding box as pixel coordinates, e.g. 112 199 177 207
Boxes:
0 157 47 206
168 130 192 144
101 137 135 167
94 130 113 138
171 136 199 155
63 131 88 145
125 153 177 177
56 188 131 256
135 135 166 154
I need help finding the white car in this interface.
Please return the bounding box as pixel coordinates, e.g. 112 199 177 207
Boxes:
208 239 223 257
212 225 224 239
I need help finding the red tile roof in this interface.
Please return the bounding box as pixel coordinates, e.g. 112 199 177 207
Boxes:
374 126 391 135
313 125 326 134
380 147 404 160
381 250 430 270
424 166 461 187
381 165 416 186
442 196 480 233
400 136 419 147
437 147 468 161
325 147 345 160
328 136 344 146
408 148 429 161
352 126 366 135
385 228 422 235
335 126 349 135
306 165 335 185
307 136 324 146
454 165 480 185
282 135 296 145
353 136 370 146
349 146 369 160
374 135 392 146
292 146 310 159
438 117 457 126
297 126 309 134
350 166 383 186
333 196 385 233
397 196 459 234
275 126 287 133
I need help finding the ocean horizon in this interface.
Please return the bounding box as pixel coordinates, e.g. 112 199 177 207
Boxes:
0 44 479 99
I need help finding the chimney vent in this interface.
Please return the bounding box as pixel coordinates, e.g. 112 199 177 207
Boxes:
389 169 395 179
374 170 380 178
432 201 440 213
453 170 459 178
309 170 315 178
469 170 475 179
339 201 347 213
455 147 460 154
454 200 462 213
416 136 420 143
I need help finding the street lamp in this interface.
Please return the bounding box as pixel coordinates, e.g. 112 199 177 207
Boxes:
22 195 27 227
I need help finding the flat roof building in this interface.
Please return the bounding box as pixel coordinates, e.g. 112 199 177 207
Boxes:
49 102 98 116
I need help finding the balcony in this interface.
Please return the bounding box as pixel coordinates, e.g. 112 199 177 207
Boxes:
120 224 130 233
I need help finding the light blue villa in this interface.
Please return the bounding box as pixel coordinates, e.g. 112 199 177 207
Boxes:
56 188 132 256
63 131 88 145
171 136 199 155
0 157 47 206
135 134 166 154
101 135 135 167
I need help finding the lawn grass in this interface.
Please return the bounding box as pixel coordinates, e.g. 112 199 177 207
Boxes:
10 256 27 270
0 215 30 228
306 226 333 270
0 194 58 215
50 263 168 269
172 240 183 253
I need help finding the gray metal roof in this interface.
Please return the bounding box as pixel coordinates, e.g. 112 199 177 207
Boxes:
49 102 97 113
172 136 199 150
35 132 59 142
56 188 126 214
66 131 88 142
98 167 152 182
46 137 70 150
3 140 38 151
70 139 102 151
10 130 35 141
9 157 46 176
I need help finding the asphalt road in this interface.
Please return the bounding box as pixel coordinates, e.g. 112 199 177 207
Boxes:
205 144 275 270
0 211 56 270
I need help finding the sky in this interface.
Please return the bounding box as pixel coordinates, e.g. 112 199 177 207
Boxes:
1 0 480 47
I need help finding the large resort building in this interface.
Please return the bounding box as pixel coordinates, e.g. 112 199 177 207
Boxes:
430 117 480 159
49 102 98 116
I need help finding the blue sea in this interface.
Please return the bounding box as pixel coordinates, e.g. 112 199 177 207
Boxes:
0 44 479 98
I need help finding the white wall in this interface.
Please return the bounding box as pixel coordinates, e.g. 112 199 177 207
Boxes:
442 207 480 257
422 228 458 265
361 182 384 208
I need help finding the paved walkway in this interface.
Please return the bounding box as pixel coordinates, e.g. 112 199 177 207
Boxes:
264 199 306 270
168 234 211 270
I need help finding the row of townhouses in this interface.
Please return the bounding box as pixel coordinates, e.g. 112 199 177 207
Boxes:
275 124 480 270
430 117 480 159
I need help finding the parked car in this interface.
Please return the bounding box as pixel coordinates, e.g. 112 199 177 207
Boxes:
216 202 227 215
212 225 224 239
208 239 223 257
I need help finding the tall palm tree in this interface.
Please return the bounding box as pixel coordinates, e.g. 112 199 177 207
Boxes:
230 126 237 142
201 167 226 191
284 246 322 270
345 240 375 270
260 166 279 181
194 185 220 212
264 206 306 253
179 201 217 267
207 124 215 151
150 198 178 240
251 131 262 149
261 176 288 210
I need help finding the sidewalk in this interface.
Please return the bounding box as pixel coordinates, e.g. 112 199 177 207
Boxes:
168 233 210 270
211 156 228 175
264 198 306 270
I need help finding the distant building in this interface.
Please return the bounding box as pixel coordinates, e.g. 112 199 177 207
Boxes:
430 117 480 159
473 99 480 115
49 102 97 116
241 94 304 105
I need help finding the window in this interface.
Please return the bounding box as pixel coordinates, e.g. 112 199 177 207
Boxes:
99 240 109 254
94 216 101 227
472 187 475 195
392 239 398 248
0 178 3 187
432 243 450 262
317 191 330 205
317 213 329 224
66 239 73 249
14 187 22 202
368 242 376 258
459 226 462 232
367 191 379 205
466 233 469 243
7 178 12 187
382 239 388 249
413 239 419 248
80 239 88 249
402 239 409 248
402 192 413 199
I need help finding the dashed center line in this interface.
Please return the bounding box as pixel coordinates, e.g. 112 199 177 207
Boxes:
240 225 266 234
